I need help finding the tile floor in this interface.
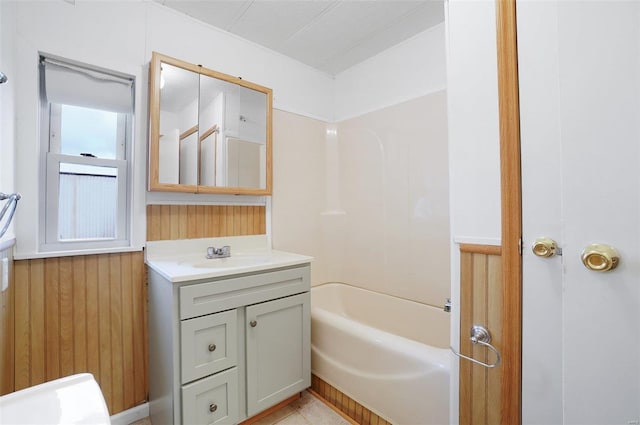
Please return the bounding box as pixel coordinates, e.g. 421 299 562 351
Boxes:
128 390 351 425
252 391 351 425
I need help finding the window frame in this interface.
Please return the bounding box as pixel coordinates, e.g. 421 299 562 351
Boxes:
38 55 134 254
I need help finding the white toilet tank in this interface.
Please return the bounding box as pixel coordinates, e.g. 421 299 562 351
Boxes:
0 373 110 424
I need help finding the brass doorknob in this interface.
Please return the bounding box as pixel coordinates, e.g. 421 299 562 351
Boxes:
581 244 619 272
532 237 558 258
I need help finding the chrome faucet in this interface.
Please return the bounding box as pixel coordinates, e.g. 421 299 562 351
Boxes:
206 245 231 259
443 298 452 313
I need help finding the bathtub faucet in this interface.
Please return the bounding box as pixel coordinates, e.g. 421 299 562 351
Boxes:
443 298 452 313
206 246 231 259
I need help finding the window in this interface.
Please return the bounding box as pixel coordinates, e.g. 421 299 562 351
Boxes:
39 55 134 252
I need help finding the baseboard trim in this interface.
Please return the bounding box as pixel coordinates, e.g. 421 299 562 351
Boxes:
110 402 149 425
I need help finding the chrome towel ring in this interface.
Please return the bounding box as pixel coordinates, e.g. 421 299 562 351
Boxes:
450 324 502 369
0 192 21 238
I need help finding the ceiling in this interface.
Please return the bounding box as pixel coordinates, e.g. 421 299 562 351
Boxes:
154 0 444 76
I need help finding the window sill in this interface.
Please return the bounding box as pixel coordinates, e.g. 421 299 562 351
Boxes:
13 244 144 260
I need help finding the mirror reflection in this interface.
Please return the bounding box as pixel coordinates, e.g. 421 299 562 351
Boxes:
150 52 272 194
158 63 199 185
199 74 267 189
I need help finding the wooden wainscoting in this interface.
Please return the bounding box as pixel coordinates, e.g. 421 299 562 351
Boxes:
458 244 503 425
147 205 266 241
311 375 391 425
9 252 147 415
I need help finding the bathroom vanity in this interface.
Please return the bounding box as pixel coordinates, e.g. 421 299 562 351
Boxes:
145 236 312 424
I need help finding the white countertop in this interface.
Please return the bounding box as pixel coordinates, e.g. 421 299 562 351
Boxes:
145 235 313 283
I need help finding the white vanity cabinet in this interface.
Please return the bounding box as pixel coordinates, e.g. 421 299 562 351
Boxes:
147 264 311 425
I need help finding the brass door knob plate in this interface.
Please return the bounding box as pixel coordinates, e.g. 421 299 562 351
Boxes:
532 237 559 258
581 244 619 272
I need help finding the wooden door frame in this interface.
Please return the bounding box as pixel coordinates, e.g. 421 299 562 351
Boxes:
496 0 522 423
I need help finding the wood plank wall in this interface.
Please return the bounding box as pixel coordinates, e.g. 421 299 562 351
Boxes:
9 252 147 415
311 374 391 425
459 245 503 425
2 204 266 416
147 205 266 241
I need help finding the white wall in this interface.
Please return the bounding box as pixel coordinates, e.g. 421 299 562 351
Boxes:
145 4 334 122
446 1 501 244
0 1 16 244
445 0 502 422
334 22 447 122
4 0 335 258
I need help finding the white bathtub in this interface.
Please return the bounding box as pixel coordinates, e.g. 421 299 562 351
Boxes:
311 283 450 425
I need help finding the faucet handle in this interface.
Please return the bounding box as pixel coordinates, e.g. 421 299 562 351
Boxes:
206 246 231 258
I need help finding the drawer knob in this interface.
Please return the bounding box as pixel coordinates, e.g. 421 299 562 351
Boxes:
209 403 217 413
208 343 216 352
250 320 257 328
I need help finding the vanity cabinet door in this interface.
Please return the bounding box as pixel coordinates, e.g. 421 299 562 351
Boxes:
245 292 310 417
181 309 238 384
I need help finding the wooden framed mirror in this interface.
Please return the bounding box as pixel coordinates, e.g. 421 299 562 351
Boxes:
148 52 272 195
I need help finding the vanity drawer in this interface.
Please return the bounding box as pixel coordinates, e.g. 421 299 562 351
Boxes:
180 266 310 320
182 367 238 425
181 310 238 384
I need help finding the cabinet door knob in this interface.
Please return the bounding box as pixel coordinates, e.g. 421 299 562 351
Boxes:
208 343 216 352
250 320 257 328
209 403 217 413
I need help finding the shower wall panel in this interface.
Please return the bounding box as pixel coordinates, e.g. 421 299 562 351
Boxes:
334 91 450 307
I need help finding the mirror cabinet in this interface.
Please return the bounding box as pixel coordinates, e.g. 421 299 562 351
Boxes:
148 52 272 194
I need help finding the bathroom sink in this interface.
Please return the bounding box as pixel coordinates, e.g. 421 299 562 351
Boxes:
145 236 313 282
178 254 272 269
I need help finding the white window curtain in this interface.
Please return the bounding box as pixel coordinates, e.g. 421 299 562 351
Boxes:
42 57 134 113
